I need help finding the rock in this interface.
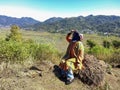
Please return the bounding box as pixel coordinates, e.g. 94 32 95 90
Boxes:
78 55 106 86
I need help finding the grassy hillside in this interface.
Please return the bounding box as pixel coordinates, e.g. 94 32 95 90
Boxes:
0 29 120 90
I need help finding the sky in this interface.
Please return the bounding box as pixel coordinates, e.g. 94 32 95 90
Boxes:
0 0 120 21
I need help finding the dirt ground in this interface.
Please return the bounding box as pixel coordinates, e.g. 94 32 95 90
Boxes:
0 60 120 90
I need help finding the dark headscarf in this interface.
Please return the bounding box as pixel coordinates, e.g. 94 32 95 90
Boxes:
72 31 80 41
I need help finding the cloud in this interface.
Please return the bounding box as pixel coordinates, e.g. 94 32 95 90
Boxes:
0 6 57 21
0 6 120 22
0 6 80 21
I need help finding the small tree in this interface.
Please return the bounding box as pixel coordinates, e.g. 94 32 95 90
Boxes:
103 40 111 48
6 25 22 41
87 40 96 49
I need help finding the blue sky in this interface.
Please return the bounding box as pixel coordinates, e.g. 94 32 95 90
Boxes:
0 0 120 21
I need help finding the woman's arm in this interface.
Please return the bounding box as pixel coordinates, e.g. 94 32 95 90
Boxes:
66 30 75 42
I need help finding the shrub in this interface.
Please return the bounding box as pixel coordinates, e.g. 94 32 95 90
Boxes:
110 48 120 63
33 43 60 62
6 25 22 41
86 40 96 49
89 45 113 62
112 40 120 48
0 40 30 63
103 40 111 48
0 40 60 63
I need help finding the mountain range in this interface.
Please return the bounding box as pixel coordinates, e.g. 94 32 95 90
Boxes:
34 15 120 34
0 15 120 34
0 15 40 28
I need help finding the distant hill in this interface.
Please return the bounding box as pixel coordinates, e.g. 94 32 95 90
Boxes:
1 15 120 34
34 15 120 34
44 17 63 23
0 15 40 28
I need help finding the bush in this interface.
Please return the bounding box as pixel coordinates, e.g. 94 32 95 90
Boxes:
110 48 120 63
33 43 59 62
86 40 96 49
103 40 111 48
89 45 113 62
0 40 60 63
0 40 30 63
87 41 120 64
112 40 120 48
6 25 22 41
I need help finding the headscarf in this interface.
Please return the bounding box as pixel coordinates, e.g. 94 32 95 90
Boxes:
72 31 83 41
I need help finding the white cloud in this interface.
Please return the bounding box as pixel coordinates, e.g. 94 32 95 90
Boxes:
0 6 82 21
0 6 120 21
0 6 57 21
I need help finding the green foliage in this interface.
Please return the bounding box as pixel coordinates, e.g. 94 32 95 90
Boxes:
111 48 120 63
0 40 60 63
6 25 22 41
1 30 120 64
112 40 120 48
0 40 29 63
33 43 59 61
86 37 120 63
87 40 96 49
88 45 120 64
34 15 120 34
103 40 111 48
88 45 113 62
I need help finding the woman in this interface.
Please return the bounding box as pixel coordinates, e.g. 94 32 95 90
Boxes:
59 30 84 85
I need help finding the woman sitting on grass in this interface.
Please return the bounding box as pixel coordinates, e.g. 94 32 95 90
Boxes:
59 30 84 85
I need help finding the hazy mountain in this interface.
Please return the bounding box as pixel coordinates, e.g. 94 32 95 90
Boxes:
0 15 40 28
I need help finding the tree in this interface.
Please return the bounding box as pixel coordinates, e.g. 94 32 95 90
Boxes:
6 25 22 41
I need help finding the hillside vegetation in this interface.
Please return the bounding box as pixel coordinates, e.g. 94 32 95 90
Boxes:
34 15 120 35
0 26 120 64
1 15 120 35
0 26 120 90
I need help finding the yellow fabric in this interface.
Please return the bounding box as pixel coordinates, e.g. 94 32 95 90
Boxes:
75 41 84 62
66 58 76 70
76 41 84 50
66 58 83 70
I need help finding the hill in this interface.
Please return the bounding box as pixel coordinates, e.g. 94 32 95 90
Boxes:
0 15 40 28
1 15 120 35
0 30 120 90
44 17 63 23
34 15 120 34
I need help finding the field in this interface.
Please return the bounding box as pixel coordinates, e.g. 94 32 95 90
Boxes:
22 30 120 65
1 29 119 51
0 28 120 90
